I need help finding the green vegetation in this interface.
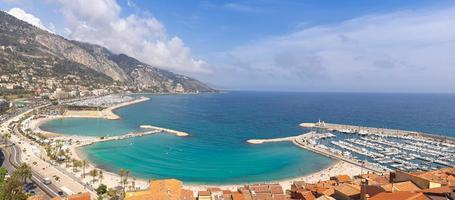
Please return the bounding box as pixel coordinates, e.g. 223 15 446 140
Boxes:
0 165 32 200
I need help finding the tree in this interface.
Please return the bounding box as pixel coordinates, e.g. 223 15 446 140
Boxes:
123 170 129 190
15 163 32 184
0 166 28 200
95 184 107 196
0 167 7 182
72 159 82 172
82 160 88 178
89 169 98 183
98 170 104 184
131 177 136 192
1 175 28 200
118 168 126 186
106 188 120 200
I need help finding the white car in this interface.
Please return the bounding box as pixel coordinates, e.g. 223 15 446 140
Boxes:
43 178 52 185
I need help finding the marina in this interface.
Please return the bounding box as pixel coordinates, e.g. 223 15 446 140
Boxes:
249 121 455 174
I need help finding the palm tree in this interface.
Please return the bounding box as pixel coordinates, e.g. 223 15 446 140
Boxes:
118 168 126 186
89 169 98 183
122 169 130 191
15 163 32 184
131 177 136 191
98 170 104 184
82 160 88 178
72 159 82 172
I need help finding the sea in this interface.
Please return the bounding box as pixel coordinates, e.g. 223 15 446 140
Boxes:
40 91 455 184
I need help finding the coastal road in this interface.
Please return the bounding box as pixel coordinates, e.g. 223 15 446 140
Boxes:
1 142 62 199
11 122 65 198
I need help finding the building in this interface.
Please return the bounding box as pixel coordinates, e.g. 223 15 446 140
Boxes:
181 189 194 200
125 179 183 200
331 175 352 184
381 181 421 192
293 189 316 200
198 190 211 200
421 186 455 200
368 191 430 200
232 192 246 200
208 188 224 200
51 192 91 200
392 171 441 189
27 195 45 200
333 183 361 200
223 190 233 200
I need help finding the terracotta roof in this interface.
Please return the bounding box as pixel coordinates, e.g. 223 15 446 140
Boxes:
272 194 287 200
295 190 316 200
315 195 336 200
67 192 91 200
27 195 45 200
249 184 270 193
198 191 211 196
125 179 183 200
320 188 335 196
251 192 273 200
382 181 421 192
292 181 306 190
181 189 194 200
269 184 284 194
334 183 360 196
369 191 430 200
359 173 390 185
149 179 183 200
232 192 246 200
415 167 455 185
421 186 454 194
333 174 351 183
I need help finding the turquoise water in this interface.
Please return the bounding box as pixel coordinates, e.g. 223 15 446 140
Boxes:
41 92 455 184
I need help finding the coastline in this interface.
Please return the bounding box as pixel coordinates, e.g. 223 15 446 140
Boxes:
71 145 370 193
24 95 375 194
182 160 373 192
30 96 150 137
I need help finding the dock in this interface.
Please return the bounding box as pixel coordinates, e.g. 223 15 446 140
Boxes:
300 122 455 143
246 136 296 144
140 125 190 137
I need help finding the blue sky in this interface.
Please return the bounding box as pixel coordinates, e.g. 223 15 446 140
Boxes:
1 0 455 92
118 0 450 54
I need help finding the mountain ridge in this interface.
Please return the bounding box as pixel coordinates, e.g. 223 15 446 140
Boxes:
0 11 215 94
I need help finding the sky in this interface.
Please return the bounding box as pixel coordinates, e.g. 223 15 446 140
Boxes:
1 0 455 93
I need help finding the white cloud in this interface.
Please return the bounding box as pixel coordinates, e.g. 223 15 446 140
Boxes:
7 8 53 32
208 7 455 92
52 0 210 75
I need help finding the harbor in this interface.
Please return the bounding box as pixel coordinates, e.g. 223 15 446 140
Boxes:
249 121 455 174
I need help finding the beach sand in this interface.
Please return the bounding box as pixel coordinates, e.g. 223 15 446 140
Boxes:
26 97 150 137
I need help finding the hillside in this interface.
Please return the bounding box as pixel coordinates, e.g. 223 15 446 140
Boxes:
0 11 214 93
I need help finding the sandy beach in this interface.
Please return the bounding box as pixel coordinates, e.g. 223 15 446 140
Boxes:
26 97 150 137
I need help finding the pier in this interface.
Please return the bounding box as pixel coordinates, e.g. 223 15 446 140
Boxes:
300 122 455 143
140 125 190 137
246 136 296 144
